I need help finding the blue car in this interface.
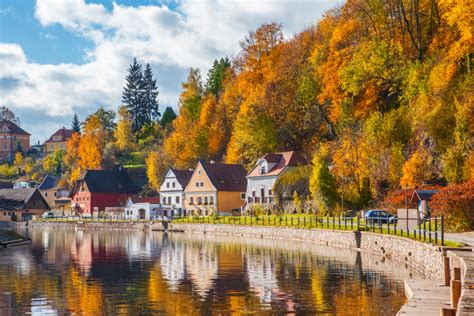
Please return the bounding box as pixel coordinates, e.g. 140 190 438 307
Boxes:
364 210 397 225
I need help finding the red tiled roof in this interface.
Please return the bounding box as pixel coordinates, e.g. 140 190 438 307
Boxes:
45 127 74 143
247 151 308 178
0 120 30 136
130 195 160 204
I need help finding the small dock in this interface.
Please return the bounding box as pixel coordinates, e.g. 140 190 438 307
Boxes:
397 279 451 315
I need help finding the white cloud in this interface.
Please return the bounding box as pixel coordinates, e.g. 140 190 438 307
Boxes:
0 0 335 140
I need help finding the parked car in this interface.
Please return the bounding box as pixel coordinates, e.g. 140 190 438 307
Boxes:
42 211 55 219
364 210 397 225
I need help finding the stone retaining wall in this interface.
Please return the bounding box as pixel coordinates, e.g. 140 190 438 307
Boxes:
170 223 445 280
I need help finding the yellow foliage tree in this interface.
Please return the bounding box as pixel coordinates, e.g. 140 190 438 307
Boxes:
78 115 105 170
13 152 23 168
115 105 136 151
146 151 171 191
400 150 432 188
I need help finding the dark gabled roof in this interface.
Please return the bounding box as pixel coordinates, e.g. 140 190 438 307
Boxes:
172 169 193 188
247 151 308 178
0 120 30 136
411 190 438 203
38 175 59 190
0 188 37 210
45 127 74 143
73 169 139 194
200 161 247 192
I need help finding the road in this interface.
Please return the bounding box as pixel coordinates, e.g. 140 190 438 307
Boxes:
445 231 474 246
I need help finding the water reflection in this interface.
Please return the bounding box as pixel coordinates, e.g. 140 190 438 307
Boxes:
0 228 416 315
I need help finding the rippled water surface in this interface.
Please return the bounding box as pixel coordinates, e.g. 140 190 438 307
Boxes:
0 228 418 315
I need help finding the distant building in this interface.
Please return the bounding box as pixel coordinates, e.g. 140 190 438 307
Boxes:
410 190 438 218
0 188 49 221
0 119 30 162
38 175 70 209
70 168 140 217
159 168 193 216
44 127 74 153
124 195 161 220
245 151 308 207
184 161 247 216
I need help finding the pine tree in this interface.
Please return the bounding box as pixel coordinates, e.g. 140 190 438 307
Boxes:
122 58 145 133
160 106 177 127
143 64 160 124
205 57 230 96
72 113 81 134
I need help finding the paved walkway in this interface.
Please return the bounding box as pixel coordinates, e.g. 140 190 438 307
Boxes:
446 232 474 246
397 279 451 315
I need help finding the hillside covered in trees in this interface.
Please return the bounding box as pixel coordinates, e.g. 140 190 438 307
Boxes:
8 0 471 229
160 0 472 209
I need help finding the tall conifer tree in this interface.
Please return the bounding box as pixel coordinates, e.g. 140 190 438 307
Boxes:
143 63 160 124
122 58 145 133
71 113 81 134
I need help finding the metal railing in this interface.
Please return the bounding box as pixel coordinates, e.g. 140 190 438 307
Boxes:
173 215 445 246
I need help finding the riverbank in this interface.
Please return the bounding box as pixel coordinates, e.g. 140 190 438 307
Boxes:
0 229 31 249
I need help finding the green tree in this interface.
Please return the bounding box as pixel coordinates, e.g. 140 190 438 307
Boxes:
122 58 146 133
205 57 231 97
71 112 81 134
142 63 160 124
160 106 177 128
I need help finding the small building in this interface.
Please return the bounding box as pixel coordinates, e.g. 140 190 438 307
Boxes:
124 196 161 220
184 161 247 216
0 119 30 162
44 127 74 153
38 175 70 209
0 188 49 221
70 168 140 217
159 169 193 216
410 190 438 218
245 151 308 207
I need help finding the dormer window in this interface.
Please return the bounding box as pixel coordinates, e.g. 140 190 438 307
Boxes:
259 165 266 174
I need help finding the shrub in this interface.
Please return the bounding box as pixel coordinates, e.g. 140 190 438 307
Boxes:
430 180 474 232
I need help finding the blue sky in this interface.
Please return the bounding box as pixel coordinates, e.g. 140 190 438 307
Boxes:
0 0 334 143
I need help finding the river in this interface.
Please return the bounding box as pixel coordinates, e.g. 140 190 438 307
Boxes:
0 227 420 315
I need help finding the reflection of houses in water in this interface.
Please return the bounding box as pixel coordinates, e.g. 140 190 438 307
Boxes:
245 250 279 304
124 232 153 260
185 243 218 298
70 230 93 275
160 239 185 291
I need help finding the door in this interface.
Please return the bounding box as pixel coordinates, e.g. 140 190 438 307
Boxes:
139 209 146 220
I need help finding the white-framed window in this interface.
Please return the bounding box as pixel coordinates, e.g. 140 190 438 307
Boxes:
172 182 175 188
166 182 170 188
176 196 180 204
240 192 246 200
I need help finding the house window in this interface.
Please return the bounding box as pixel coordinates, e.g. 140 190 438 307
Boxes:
240 193 246 200
198 170 201 175
210 196 214 205
45 192 48 197
197 196 202 205
166 182 170 188
189 197 194 205
268 189 272 196
204 196 208 205
54 192 57 197
200 182 204 187
259 165 266 174
172 182 175 188
252 190 256 197
196 182 199 187
247 197 253 203
176 196 180 204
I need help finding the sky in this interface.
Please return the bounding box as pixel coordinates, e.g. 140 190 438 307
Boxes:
0 0 335 143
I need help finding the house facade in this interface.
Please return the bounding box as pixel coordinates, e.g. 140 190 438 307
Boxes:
0 120 30 162
70 168 140 217
124 196 161 220
0 188 49 221
245 151 308 207
38 175 70 209
159 169 193 216
184 161 247 216
44 127 74 153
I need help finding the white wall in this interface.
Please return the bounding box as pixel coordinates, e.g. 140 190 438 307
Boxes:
124 203 160 220
159 170 185 209
245 175 278 204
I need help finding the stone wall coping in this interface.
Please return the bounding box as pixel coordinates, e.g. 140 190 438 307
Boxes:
447 250 474 315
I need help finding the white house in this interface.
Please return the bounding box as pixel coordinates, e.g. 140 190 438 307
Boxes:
159 169 193 216
245 151 308 207
124 196 161 220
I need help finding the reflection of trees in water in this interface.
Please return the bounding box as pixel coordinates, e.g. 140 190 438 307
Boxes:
0 230 408 315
